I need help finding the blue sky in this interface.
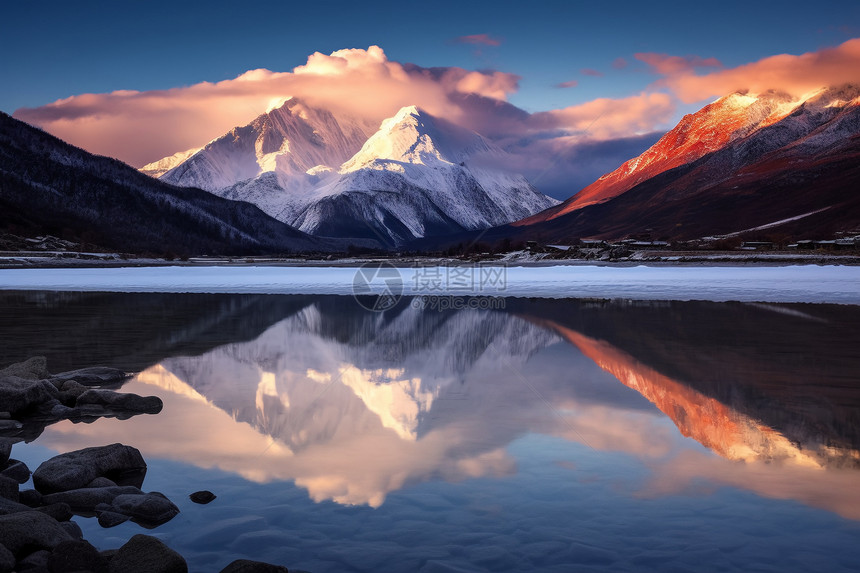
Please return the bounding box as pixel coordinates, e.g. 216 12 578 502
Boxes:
3 0 858 115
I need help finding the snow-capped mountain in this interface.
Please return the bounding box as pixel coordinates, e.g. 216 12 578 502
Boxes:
158 97 375 193
509 84 860 240
146 102 558 246
0 112 332 255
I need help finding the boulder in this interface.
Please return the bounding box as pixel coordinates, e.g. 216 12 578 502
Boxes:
0 476 18 502
1 459 31 484
42 486 143 511
110 492 179 526
59 521 83 540
47 540 108 573
219 559 290 573
0 496 31 516
0 439 13 466
189 490 216 504
75 390 163 414
0 543 14 573
17 548 51 570
0 376 58 415
33 444 146 494
108 535 187 573
0 357 50 381
49 367 130 388
35 502 73 522
97 510 130 528
86 477 117 488
0 511 73 556
19 489 43 507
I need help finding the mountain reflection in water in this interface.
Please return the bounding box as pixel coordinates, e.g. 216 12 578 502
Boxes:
21 293 860 521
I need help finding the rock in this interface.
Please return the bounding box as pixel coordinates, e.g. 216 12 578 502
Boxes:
49 368 130 388
0 496 31 516
0 376 58 415
97 510 130 528
86 477 117 488
0 439 12 465
59 380 89 400
0 544 14 573
47 540 108 573
59 521 83 540
189 490 216 504
2 459 31 484
75 390 163 414
109 534 187 573
219 559 290 573
99 549 117 562
110 493 179 526
0 421 22 435
35 502 73 522
42 486 143 511
0 476 18 502
0 357 50 381
19 489 43 507
33 444 146 494
0 511 73 556
17 548 51 570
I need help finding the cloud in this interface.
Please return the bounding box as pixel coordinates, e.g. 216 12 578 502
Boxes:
581 68 603 77
643 37 860 103
454 33 503 47
555 80 579 89
12 45 677 198
612 57 629 70
531 92 675 139
635 52 722 76
14 46 520 167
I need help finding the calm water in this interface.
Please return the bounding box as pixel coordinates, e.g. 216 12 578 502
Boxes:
2 292 860 572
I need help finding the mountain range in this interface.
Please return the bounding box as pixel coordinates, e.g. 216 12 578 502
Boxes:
3 85 860 253
506 84 860 243
146 99 559 246
0 112 342 255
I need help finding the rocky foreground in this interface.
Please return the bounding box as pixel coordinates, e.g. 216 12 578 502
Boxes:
0 358 292 573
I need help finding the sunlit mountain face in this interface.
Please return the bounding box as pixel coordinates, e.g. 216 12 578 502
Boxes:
23 294 860 520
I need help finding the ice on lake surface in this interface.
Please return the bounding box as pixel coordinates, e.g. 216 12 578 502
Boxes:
2 291 860 572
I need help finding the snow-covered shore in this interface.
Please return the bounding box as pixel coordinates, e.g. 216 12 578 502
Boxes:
1 264 859 304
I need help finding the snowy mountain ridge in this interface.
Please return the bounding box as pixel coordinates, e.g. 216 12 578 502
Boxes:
146 101 558 246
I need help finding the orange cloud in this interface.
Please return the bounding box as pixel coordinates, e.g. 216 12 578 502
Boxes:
531 92 676 139
635 53 722 76
648 37 860 103
555 80 579 89
454 33 503 47
13 46 520 167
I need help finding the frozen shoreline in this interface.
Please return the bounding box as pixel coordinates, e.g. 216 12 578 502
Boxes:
1 264 859 304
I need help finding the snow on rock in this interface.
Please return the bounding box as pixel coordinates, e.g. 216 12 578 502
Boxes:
144 103 558 246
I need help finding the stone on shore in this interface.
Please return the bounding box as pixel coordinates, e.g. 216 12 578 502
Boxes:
0 496 31 516
47 539 109 573
108 534 187 573
219 559 290 573
0 357 51 381
43 485 144 511
35 502 73 522
0 440 14 465
190 490 216 504
0 543 14 573
32 444 146 494
1 459 30 484
75 390 163 414
0 376 59 415
0 475 18 502
97 510 131 528
110 492 179 526
0 511 73 556
50 367 130 387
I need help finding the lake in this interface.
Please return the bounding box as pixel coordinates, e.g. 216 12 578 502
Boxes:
1 290 859 572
